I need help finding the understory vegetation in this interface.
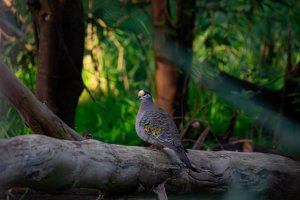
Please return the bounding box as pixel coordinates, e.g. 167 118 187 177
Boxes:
1 0 299 152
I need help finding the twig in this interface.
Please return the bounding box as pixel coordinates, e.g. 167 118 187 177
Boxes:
223 111 239 143
153 181 168 200
192 125 210 150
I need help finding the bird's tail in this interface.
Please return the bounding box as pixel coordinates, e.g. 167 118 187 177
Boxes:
175 147 199 173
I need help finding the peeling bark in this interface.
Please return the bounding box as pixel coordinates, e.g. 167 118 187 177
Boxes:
1 135 300 198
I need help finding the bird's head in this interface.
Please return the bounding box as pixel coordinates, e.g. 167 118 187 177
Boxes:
136 90 152 100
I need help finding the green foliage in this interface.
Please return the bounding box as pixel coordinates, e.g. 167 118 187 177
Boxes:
189 0 300 147
2 0 300 150
187 81 255 141
0 100 31 138
75 90 143 145
196 0 299 90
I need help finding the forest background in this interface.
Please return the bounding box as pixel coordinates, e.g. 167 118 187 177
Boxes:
1 0 300 157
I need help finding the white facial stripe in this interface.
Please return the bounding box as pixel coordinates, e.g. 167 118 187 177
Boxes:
138 90 145 97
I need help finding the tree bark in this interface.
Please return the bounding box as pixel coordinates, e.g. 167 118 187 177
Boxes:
0 60 82 140
1 134 300 199
27 0 84 128
151 0 196 128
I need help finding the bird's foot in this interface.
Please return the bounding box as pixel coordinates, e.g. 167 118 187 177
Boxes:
147 145 163 151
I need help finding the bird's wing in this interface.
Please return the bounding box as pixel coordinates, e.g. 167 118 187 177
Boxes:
139 109 179 147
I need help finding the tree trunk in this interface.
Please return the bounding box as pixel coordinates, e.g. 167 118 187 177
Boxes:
151 0 196 128
27 0 84 128
1 134 300 199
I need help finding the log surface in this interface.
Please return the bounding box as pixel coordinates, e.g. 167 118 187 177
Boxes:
1 135 300 198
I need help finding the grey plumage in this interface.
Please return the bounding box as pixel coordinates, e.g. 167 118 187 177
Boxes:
135 90 198 172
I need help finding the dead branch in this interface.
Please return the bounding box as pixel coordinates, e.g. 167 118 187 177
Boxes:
0 60 82 140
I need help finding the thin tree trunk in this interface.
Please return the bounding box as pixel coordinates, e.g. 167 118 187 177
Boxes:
27 0 84 128
151 0 196 128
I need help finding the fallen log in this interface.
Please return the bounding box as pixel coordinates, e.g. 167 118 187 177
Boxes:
0 135 300 199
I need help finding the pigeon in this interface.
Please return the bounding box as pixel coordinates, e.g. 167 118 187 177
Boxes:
135 89 198 172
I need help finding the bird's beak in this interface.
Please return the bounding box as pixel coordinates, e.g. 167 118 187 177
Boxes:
136 96 141 100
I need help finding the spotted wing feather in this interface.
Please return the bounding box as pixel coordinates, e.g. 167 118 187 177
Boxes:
139 108 181 148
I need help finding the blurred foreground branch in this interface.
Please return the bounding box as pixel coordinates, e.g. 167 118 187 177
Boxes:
1 135 300 199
